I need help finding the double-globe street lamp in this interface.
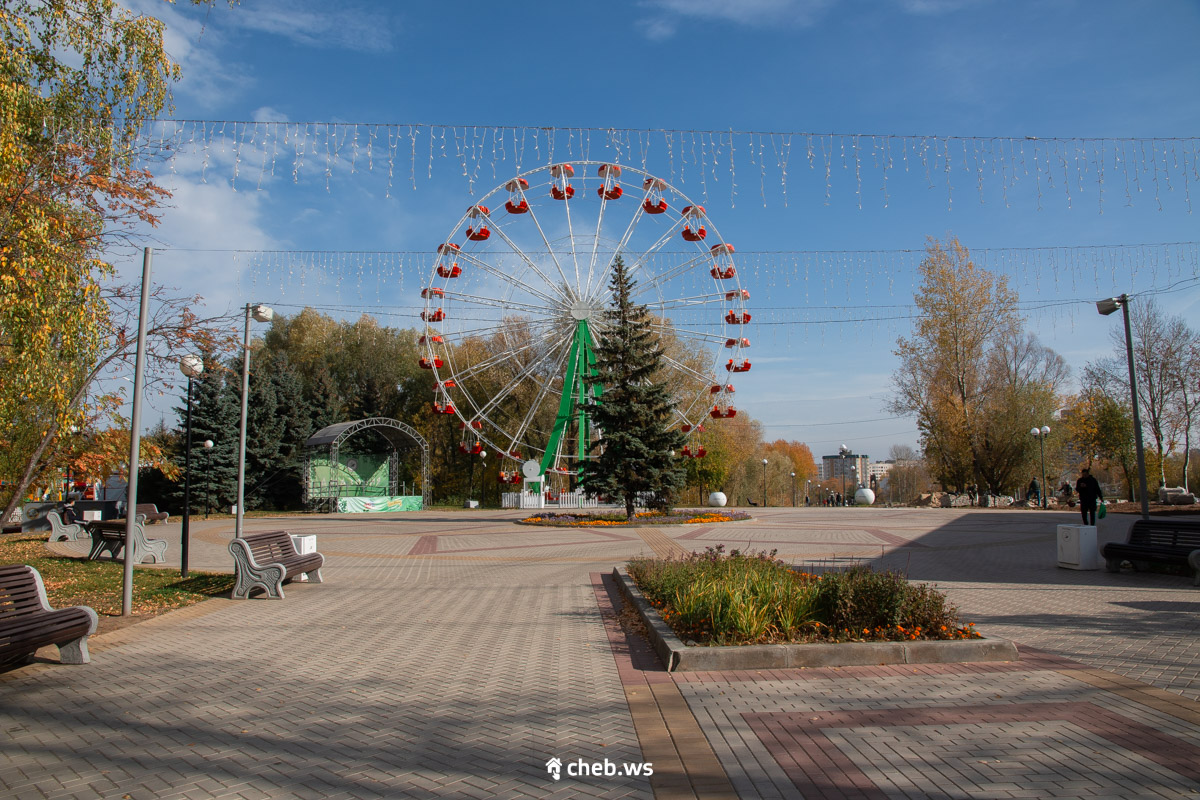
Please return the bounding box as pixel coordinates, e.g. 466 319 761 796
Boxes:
179 355 203 577
236 303 274 539
838 444 850 507
1097 295 1151 520
1030 425 1050 509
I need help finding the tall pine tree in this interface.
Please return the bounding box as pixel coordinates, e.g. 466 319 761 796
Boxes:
581 256 686 518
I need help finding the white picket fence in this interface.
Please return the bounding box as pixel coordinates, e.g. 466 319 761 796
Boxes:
501 490 603 510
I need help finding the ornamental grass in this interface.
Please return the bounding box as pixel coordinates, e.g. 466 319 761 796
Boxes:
627 544 979 646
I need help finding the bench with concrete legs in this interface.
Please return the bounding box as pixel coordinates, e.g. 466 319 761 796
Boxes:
229 531 324 599
0 564 98 667
46 511 86 543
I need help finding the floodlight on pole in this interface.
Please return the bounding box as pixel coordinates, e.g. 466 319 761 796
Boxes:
1097 294 1150 520
179 355 203 577
236 303 273 539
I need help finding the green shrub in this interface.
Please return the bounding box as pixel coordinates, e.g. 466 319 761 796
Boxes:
627 545 977 645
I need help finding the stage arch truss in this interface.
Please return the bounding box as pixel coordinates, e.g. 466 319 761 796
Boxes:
303 417 431 511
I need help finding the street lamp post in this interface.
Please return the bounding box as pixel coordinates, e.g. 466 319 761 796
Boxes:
838 444 850 507
236 303 274 539
1097 295 1151 520
790 472 796 507
761 458 768 507
202 440 214 519
1030 425 1050 509
805 479 811 507
179 355 203 578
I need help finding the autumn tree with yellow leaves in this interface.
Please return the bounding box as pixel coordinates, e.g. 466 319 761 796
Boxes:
888 237 1069 497
0 1 233 520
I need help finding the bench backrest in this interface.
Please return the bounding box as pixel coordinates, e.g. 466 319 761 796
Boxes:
1127 520 1200 550
243 531 298 563
0 565 45 619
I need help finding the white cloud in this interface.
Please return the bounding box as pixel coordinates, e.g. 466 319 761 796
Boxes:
638 17 679 41
636 0 837 37
229 1 397 53
898 0 987 15
121 0 246 110
635 0 985 38
252 106 291 123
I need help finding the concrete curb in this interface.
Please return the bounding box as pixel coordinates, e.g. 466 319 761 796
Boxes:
611 566 1019 672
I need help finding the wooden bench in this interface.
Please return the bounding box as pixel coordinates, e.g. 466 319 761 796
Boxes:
0 564 98 667
229 531 324 599
1102 519 1200 583
134 503 169 524
87 516 167 564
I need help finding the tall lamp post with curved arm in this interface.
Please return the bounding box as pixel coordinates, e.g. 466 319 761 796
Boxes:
761 458 768 507
1097 295 1151 520
236 303 274 539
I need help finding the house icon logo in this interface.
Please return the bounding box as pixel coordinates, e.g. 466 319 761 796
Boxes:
546 757 563 781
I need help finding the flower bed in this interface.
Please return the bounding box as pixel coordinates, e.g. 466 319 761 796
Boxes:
627 545 979 646
519 509 750 527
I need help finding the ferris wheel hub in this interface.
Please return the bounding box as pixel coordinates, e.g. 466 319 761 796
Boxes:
568 297 603 321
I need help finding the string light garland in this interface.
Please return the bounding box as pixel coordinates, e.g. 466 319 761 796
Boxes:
214 241 1199 309
136 120 1199 213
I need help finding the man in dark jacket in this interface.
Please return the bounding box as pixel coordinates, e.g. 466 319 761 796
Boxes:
1075 468 1104 525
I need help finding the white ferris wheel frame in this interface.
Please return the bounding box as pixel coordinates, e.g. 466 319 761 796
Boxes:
418 160 752 480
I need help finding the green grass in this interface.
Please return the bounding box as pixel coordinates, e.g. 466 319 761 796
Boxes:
1 532 234 618
627 544 978 646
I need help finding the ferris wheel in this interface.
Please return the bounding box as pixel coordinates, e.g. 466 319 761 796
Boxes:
417 161 751 490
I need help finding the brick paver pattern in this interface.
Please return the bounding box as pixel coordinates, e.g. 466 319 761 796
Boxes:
2 506 1198 799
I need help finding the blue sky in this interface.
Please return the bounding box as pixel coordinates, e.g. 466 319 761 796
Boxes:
120 0 1200 459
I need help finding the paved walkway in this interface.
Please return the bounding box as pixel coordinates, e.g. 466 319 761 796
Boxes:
3 507 1199 799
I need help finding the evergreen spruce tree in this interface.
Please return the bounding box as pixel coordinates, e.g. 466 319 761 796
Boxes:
172 353 239 515
581 256 686 518
241 355 284 510
263 353 314 509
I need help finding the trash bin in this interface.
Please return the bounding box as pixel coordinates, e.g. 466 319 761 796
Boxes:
1057 524 1100 570
290 534 317 581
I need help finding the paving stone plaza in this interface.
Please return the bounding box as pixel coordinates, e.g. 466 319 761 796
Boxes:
4 507 1200 799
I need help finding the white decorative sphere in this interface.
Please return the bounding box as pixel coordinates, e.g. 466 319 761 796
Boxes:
854 487 876 506
708 491 727 507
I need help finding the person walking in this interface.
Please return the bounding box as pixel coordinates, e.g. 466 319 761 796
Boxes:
1027 477 1040 506
1075 468 1104 526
